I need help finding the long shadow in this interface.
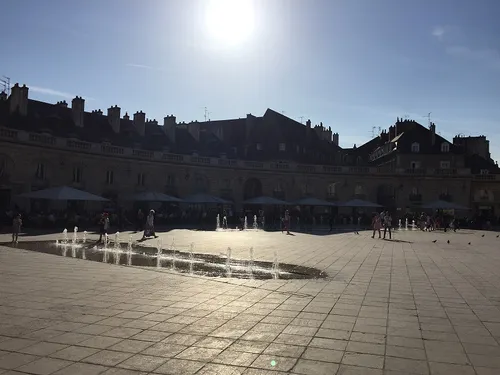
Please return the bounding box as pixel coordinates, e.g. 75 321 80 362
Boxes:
383 238 413 243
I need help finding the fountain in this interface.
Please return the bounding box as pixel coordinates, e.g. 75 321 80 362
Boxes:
170 238 176 270
216 214 221 231
103 234 109 263
248 247 255 278
405 218 408 230
272 250 280 279
244 217 248 230
253 215 258 230
56 239 59 246
412 220 416 230
81 246 86 260
61 243 68 257
73 227 78 244
127 235 133 266
83 231 87 243
398 219 402 230
226 247 232 277
156 238 162 268
189 243 194 274
62 229 68 244
114 232 120 250
262 216 265 229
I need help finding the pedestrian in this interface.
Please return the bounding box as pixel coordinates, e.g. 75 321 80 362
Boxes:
284 209 291 235
98 212 109 242
12 213 22 243
371 213 381 238
142 209 158 240
383 212 392 239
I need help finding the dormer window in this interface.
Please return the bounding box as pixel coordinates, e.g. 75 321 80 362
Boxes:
279 143 286 151
256 143 262 151
411 142 420 153
441 142 450 153
480 169 489 175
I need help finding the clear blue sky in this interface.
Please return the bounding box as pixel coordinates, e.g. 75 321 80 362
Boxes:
1 0 500 161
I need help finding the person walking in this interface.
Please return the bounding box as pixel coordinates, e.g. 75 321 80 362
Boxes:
142 209 158 240
284 209 291 235
371 213 381 239
12 213 22 243
98 212 109 243
383 212 392 240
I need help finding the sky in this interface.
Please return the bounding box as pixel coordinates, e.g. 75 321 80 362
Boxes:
1 0 500 162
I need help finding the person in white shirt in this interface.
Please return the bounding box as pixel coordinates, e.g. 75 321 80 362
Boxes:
383 213 392 240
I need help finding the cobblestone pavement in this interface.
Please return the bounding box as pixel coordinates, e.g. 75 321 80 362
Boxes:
1 228 500 374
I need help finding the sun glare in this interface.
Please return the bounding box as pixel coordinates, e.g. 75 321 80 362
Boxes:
205 0 255 47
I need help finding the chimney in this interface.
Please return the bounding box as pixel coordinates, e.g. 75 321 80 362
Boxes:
123 112 130 120
71 96 85 128
333 133 339 146
9 83 29 116
0 91 7 101
133 111 146 136
430 122 436 145
388 126 395 141
188 121 200 142
245 113 255 141
107 105 121 133
306 119 311 128
163 115 176 143
56 100 68 108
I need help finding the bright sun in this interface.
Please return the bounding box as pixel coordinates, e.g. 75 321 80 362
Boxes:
205 0 255 46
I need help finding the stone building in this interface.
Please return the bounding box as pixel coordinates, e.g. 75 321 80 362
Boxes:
0 83 499 216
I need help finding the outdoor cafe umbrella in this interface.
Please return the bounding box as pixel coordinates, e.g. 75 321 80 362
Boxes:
340 198 382 208
421 200 469 210
17 186 109 201
183 193 231 204
124 191 182 202
293 197 338 206
243 196 289 205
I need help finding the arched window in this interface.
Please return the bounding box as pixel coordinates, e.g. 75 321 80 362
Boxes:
354 184 364 196
411 187 419 195
441 142 450 153
327 183 337 197
411 142 420 153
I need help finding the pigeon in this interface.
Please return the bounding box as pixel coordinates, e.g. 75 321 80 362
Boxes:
432 240 437 243
497 235 499 238
468 242 471 245
447 240 450 244
482 234 485 237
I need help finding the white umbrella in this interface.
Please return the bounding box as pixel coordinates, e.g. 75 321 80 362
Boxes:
293 197 339 206
421 200 469 210
341 199 382 208
183 193 231 204
18 186 108 201
243 196 289 205
125 191 182 202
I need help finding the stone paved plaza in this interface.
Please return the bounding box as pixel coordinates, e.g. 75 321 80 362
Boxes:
1 228 500 375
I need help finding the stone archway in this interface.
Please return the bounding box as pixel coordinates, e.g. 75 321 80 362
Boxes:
243 178 262 200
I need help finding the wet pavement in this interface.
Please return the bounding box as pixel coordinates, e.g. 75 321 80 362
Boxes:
1 228 500 374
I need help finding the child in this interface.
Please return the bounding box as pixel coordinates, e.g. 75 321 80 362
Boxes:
12 214 22 243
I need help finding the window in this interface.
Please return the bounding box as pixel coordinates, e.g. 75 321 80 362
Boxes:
35 163 45 179
441 187 449 195
411 187 419 195
105 170 114 185
354 184 364 195
411 142 420 153
256 143 262 151
72 167 82 183
480 169 489 175
327 183 337 197
441 142 450 153
166 174 175 186
279 143 286 151
440 161 451 169
410 161 421 169
137 173 145 186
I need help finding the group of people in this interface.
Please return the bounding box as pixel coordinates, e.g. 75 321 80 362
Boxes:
371 211 393 239
98 209 158 243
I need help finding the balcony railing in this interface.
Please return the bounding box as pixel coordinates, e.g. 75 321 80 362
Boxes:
0 126 478 177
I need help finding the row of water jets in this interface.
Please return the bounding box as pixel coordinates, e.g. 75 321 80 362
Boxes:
216 214 261 231
56 227 280 279
397 218 417 230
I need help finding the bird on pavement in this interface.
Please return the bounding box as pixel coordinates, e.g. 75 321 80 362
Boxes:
468 242 471 245
482 234 485 237
447 240 450 244
432 240 437 243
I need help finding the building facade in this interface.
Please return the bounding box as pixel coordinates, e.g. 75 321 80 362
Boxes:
0 83 499 216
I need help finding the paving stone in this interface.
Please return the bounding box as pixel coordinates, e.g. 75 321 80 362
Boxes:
49 345 99 361
16 357 72 375
153 358 205 374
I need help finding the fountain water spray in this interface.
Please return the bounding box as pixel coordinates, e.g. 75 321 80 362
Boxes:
253 215 258 230
156 238 162 268
103 234 109 263
216 214 220 231
398 219 402 230
56 239 59 246
405 218 408 230
114 232 120 250
81 247 86 260
226 247 232 277
63 229 68 244
61 243 68 257
73 226 78 244
412 219 416 230
170 238 176 270
248 247 255 278
83 231 87 243
127 235 133 266
272 250 280 279
189 243 194 274
244 217 248 230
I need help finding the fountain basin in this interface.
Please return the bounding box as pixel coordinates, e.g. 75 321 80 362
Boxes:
2 241 327 280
